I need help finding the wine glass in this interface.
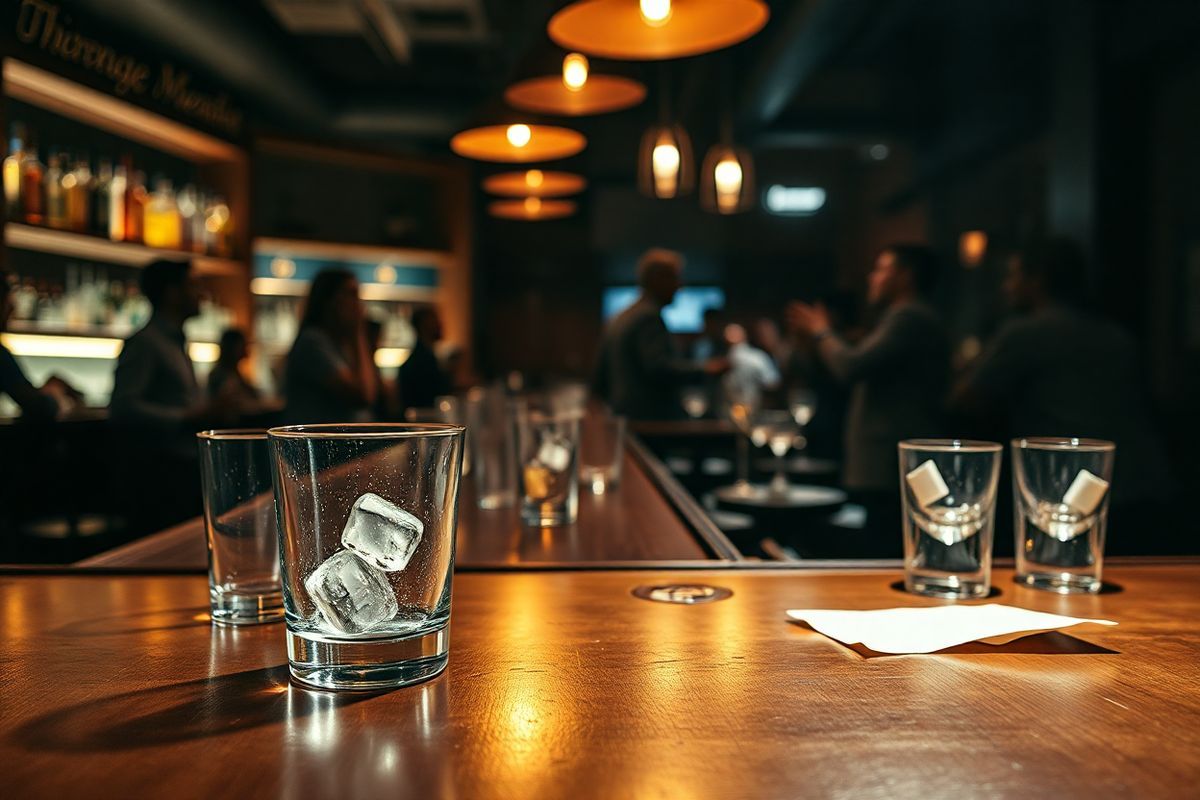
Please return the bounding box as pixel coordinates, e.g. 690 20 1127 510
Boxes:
788 388 817 427
750 409 799 495
723 382 760 495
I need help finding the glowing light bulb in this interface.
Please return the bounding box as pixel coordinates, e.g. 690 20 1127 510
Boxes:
640 0 671 26
506 124 532 148
651 139 681 197
562 53 588 91
714 156 743 213
526 169 545 189
524 196 542 215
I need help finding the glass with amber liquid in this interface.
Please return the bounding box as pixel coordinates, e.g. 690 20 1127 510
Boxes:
143 177 182 249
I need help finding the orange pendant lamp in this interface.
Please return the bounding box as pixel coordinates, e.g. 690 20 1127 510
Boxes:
483 170 587 198
505 53 646 116
450 123 586 163
700 143 755 214
489 197 578 221
548 0 769 61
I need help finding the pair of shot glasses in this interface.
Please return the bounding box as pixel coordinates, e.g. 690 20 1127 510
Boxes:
198 424 464 692
900 437 1115 599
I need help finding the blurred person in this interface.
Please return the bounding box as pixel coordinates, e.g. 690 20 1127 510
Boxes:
691 307 726 361
399 306 451 411
284 269 377 424
593 248 726 419
365 318 399 420
789 245 949 551
723 322 781 404
111 259 228 443
950 237 1172 549
206 328 259 408
0 271 80 419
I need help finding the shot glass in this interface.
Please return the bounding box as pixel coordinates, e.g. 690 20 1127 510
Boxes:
514 407 581 526
899 440 1002 599
197 430 283 625
466 385 517 509
580 412 626 495
268 423 464 691
1012 437 1115 594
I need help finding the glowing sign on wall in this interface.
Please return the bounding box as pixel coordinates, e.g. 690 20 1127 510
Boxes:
763 185 826 216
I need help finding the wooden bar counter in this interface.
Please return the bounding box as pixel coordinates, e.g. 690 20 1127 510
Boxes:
2 563 1198 797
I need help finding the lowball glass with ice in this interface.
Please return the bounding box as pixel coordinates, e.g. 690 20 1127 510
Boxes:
268 423 464 690
1012 437 1115 594
514 407 581 526
899 439 1002 599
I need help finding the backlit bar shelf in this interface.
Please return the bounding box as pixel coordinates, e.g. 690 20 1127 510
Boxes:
1 331 218 363
5 223 243 277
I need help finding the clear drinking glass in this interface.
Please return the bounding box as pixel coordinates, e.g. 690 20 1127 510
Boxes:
268 423 465 690
1012 437 1115 594
749 409 799 495
580 412 627 495
197 429 283 625
466 385 517 509
899 439 1002 599
514 408 581 526
787 388 817 427
681 386 709 419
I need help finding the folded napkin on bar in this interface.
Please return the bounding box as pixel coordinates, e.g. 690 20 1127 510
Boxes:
785 604 1116 654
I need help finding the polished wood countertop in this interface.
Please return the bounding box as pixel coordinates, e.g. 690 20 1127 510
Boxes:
3 563 1198 798
77 436 739 570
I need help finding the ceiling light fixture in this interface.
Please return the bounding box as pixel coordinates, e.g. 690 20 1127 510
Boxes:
450 124 586 162
483 170 587 198
639 123 693 199
506 123 531 148
640 0 671 26
562 53 589 91
700 144 754 215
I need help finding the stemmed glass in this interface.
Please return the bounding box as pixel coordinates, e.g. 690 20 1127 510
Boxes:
681 387 709 420
750 409 800 495
723 382 760 496
786 387 817 468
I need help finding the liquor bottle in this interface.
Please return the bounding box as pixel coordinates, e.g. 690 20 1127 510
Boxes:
108 164 127 241
3 124 25 218
45 152 67 229
65 156 92 233
92 160 112 236
20 140 45 225
143 177 181 249
176 183 198 252
125 169 148 244
204 195 232 257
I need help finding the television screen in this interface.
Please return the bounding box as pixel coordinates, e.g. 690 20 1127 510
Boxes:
602 286 725 333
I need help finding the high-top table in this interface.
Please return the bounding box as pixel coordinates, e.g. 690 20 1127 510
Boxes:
2 562 1198 798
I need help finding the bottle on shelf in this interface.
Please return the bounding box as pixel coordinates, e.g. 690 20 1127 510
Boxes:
20 140 45 225
143 176 181 249
45 152 67 229
64 155 92 233
177 183 199 253
125 169 148 244
3 124 25 218
204 195 232 257
92 160 112 236
108 163 127 241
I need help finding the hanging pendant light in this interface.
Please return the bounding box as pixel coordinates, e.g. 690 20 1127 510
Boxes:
504 53 646 117
450 124 586 163
700 144 754 214
548 0 769 61
483 170 587 198
489 197 578 221
637 68 692 200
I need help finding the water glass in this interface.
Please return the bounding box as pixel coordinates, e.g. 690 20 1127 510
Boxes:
580 412 627 495
268 423 464 691
466 385 517 509
899 440 1002 599
197 430 284 625
514 407 581 526
1012 437 1115 594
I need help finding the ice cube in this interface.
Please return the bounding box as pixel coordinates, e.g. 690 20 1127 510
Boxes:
341 492 424 572
536 433 573 473
906 460 949 508
304 550 399 634
1063 469 1109 515
523 463 554 501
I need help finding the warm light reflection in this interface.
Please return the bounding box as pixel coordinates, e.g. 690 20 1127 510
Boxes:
562 52 589 91
506 123 532 147
374 347 412 369
714 156 744 213
652 139 681 197
959 230 988 268
270 257 296 278
375 264 398 284
640 0 672 26
526 169 544 188
524 196 543 215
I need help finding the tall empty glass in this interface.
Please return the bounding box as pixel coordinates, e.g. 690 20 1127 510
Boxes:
466 385 517 509
198 430 283 625
580 411 626 495
899 440 1002 599
269 423 464 690
515 408 581 526
1013 437 1115 594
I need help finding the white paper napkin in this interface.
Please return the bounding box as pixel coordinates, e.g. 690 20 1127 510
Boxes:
786 604 1116 654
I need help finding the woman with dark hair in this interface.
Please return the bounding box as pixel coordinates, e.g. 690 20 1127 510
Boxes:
283 269 377 424
0 271 80 419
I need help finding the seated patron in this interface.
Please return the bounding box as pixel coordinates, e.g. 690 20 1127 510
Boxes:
398 307 452 412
